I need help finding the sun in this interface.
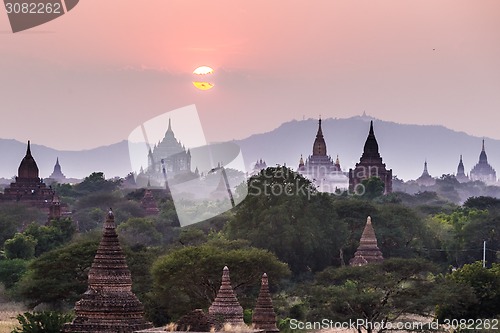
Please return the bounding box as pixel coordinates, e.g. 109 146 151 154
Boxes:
192 66 214 90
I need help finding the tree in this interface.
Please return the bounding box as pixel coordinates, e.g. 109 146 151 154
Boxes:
227 167 347 273
23 218 75 256
360 176 385 200
11 311 73 333
0 258 28 289
151 239 290 322
435 262 500 320
17 239 99 308
306 258 438 333
4 233 37 259
74 172 122 194
116 217 162 247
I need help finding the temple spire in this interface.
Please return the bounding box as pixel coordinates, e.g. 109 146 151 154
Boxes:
362 121 380 159
208 266 244 325
26 140 32 156
312 117 327 156
252 273 279 333
349 216 384 266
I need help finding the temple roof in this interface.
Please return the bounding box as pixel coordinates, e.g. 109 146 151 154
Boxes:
349 216 384 266
18 141 39 179
208 266 244 326
312 118 327 156
252 273 279 332
361 121 381 160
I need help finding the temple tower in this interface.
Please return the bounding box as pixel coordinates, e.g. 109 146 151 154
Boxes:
62 210 152 333
469 139 497 184
141 189 160 215
349 216 384 266
416 160 436 186
48 157 67 183
456 155 469 183
349 121 392 194
208 266 244 326
252 273 279 333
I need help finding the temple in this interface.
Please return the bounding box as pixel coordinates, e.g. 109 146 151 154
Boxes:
252 273 279 333
208 266 244 326
297 118 348 192
469 139 497 185
349 216 384 266
349 121 392 194
141 189 159 215
455 155 469 183
62 210 152 333
415 160 436 186
47 157 67 183
0 141 55 208
148 119 191 178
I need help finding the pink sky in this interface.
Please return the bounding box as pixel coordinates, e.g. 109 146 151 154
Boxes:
1 0 500 150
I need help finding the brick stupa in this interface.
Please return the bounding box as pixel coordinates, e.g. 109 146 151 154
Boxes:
141 189 160 215
62 209 153 333
349 216 384 266
252 273 279 333
208 266 244 326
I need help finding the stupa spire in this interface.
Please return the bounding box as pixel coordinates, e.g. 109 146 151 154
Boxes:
349 216 384 266
208 266 244 326
62 209 152 333
252 273 279 333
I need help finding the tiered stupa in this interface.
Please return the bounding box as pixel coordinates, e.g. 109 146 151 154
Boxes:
208 266 244 326
252 273 279 333
62 209 152 333
349 216 384 266
456 155 469 183
469 139 497 185
141 189 159 215
48 157 67 183
415 160 436 186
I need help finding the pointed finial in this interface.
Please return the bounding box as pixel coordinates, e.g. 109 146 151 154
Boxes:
369 121 374 134
482 138 485 151
56 157 60 165
261 273 268 285
336 154 340 164
108 208 114 218
367 216 372 224
26 140 32 155
460 154 463 161
168 118 172 131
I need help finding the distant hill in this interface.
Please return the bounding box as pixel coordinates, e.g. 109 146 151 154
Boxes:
0 116 498 181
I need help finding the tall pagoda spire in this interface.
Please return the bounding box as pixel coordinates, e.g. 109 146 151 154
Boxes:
252 273 279 333
479 139 488 163
62 209 152 333
18 140 40 180
312 117 327 156
208 266 244 326
349 216 384 266
361 121 380 160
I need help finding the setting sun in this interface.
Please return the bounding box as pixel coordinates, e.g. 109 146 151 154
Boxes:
192 66 214 90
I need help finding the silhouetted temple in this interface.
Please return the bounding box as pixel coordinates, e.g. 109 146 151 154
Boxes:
1 141 55 207
469 139 496 184
349 121 392 194
141 189 159 215
148 119 191 178
415 160 436 186
456 155 469 183
47 157 67 183
208 266 244 326
62 210 152 333
297 118 348 192
252 273 279 333
350 216 384 266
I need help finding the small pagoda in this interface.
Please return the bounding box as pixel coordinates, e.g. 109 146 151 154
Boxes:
349 216 384 266
62 209 152 333
208 266 244 326
252 273 279 333
141 189 160 215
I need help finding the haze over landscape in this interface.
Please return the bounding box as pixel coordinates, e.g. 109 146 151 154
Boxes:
1 0 500 151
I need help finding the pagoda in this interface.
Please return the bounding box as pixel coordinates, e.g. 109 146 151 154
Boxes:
349 216 384 266
469 139 497 185
208 266 244 326
455 155 469 183
349 121 392 194
141 189 159 215
252 273 279 333
1 141 55 207
415 160 436 186
47 157 67 183
297 118 348 192
62 209 153 333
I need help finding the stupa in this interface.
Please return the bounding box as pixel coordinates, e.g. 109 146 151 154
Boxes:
252 273 279 333
141 189 160 215
208 266 244 326
62 209 152 333
349 216 384 266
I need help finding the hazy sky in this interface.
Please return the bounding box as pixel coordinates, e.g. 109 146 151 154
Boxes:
1 0 499 150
